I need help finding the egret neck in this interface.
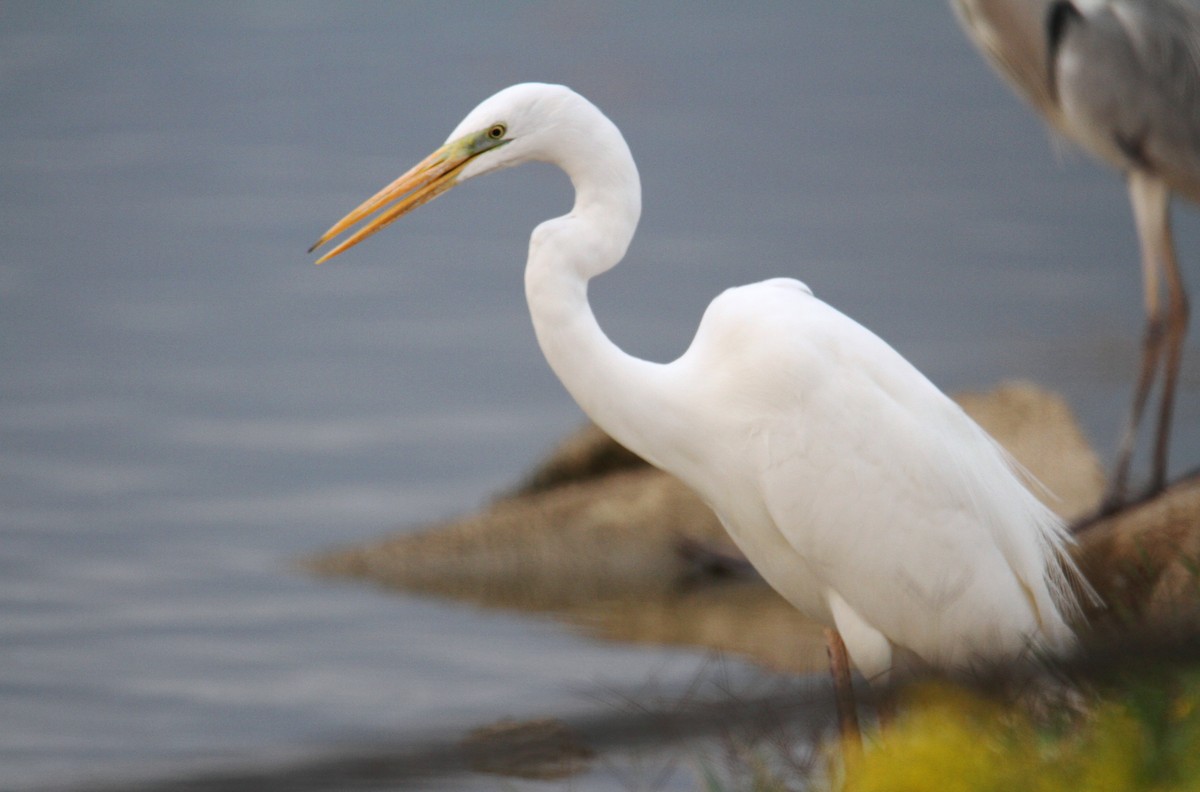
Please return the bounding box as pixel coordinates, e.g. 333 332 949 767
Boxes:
521 108 678 472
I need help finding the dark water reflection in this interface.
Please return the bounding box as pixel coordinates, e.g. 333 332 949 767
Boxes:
2 3 1197 789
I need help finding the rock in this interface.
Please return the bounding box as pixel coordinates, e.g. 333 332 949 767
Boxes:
512 423 645 496
1075 471 1200 626
309 467 729 612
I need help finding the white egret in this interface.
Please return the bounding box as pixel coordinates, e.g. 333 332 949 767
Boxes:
953 0 1198 513
310 83 1087 733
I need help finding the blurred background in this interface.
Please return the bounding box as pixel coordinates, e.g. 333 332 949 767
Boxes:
2 2 1197 790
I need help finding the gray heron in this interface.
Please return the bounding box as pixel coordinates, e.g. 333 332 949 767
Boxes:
953 0 1198 514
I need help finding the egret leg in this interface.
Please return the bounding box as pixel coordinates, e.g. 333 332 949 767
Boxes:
824 627 862 749
1105 174 1171 511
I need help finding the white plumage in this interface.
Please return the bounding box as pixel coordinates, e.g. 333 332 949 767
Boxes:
666 276 1079 677
311 83 1086 682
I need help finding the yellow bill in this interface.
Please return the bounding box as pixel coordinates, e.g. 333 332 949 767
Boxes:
309 125 508 264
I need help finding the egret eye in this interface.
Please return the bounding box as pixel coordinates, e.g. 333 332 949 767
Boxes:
487 124 507 140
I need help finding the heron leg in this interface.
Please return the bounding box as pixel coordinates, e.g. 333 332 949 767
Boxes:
1152 205 1189 494
824 627 862 749
1104 174 1171 511
1107 310 1166 509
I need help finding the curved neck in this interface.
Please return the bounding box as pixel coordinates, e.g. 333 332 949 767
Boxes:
522 109 678 468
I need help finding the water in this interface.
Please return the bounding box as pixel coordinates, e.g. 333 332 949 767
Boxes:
2 3 1198 789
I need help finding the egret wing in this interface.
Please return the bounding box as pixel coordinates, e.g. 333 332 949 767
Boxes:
704 285 1078 665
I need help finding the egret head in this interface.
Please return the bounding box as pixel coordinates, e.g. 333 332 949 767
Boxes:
309 82 579 263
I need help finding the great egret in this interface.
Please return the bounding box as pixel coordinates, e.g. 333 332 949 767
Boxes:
953 0 1198 513
310 83 1086 731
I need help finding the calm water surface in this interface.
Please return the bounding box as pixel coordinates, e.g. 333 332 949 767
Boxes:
2 3 1197 789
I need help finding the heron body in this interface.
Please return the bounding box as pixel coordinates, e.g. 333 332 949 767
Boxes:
954 0 1198 507
311 83 1084 682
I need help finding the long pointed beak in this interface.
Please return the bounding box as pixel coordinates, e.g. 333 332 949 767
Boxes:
308 140 473 264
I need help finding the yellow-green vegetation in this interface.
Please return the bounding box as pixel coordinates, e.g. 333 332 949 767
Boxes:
842 670 1200 792
694 655 1200 792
